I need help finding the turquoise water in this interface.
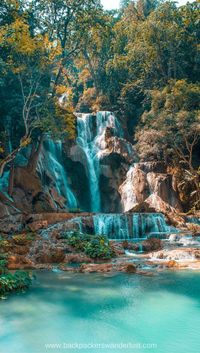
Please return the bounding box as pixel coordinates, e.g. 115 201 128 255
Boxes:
0 271 200 353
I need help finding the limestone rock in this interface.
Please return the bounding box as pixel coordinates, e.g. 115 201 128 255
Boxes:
142 238 163 252
8 255 34 270
120 162 182 213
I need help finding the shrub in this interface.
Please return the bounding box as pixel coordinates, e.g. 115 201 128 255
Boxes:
0 271 32 299
0 239 12 251
84 237 113 259
0 259 8 275
62 231 114 259
67 232 90 251
12 233 35 246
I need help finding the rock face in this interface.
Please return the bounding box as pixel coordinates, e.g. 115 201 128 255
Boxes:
0 195 24 233
9 166 58 214
119 163 182 214
150 248 200 261
0 111 186 216
65 111 137 212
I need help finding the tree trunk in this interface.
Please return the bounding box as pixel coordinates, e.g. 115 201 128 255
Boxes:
27 135 44 173
8 164 15 196
0 145 22 178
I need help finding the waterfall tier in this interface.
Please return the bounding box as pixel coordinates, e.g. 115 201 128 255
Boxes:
38 139 77 209
44 213 176 240
76 111 125 212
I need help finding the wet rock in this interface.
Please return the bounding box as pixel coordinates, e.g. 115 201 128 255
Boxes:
8 255 35 270
146 172 182 210
0 214 25 234
131 194 175 214
142 238 163 252
121 241 138 251
28 220 49 232
130 194 185 228
185 223 200 235
125 263 137 273
150 248 200 261
34 247 65 264
80 263 113 273
110 241 125 256
165 260 179 268
64 253 92 264
12 245 30 255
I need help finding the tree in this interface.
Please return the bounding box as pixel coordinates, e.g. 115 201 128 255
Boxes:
135 80 200 209
0 2 76 177
30 0 101 95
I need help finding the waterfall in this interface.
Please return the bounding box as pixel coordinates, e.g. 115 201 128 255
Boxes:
93 214 130 240
76 111 123 212
92 213 174 240
0 170 10 197
38 139 77 209
185 217 200 225
42 213 174 241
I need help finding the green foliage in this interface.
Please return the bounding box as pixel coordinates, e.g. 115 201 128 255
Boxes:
0 259 8 275
135 79 200 209
0 0 101 175
0 271 32 299
12 233 36 245
62 231 114 259
0 239 12 251
0 0 199 210
84 237 113 259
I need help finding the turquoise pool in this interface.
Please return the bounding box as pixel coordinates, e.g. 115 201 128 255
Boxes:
0 271 200 353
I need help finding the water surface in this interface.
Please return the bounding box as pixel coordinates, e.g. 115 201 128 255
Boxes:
0 271 200 353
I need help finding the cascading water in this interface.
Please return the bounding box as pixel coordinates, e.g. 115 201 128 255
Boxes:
38 139 77 209
76 111 124 212
0 170 10 195
93 213 130 240
84 213 175 240
185 217 200 225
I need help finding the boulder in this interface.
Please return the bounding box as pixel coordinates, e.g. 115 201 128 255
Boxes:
14 167 41 197
150 248 200 261
119 162 183 213
33 244 65 264
185 223 200 235
125 263 137 273
119 165 149 212
64 253 92 264
165 260 179 268
142 238 163 252
80 263 113 273
8 255 35 270
0 213 25 234
146 172 182 210
130 194 185 227
110 241 125 256
103 136 136 164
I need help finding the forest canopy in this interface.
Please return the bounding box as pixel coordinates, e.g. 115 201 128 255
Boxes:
0 0 199 208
